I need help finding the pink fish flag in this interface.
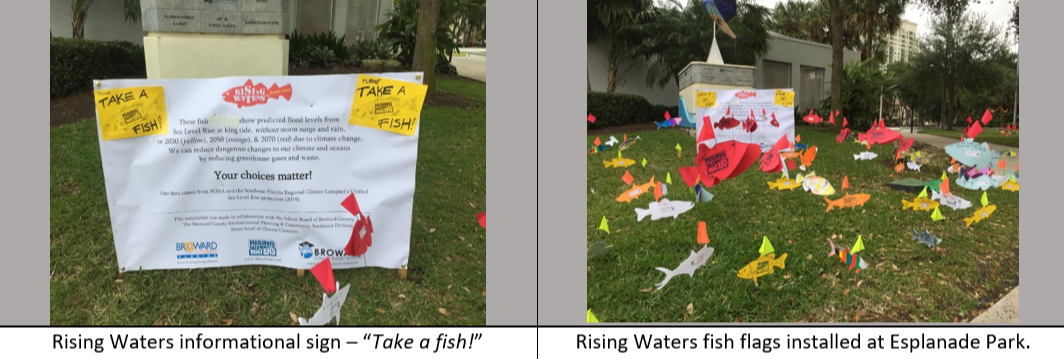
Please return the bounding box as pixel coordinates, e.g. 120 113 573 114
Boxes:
588 114 596 123
310 258 337 294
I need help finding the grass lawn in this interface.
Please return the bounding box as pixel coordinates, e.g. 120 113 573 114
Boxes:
587 128 1018 323
50 80 487 325
921 128 1019 148
437 77 486 103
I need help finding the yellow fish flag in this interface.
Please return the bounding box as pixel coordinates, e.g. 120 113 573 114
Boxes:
349 74 428 136
587 309 599 323
666 172 673 185
759 236 775 255
931 206 945 221
981 191 989 207
941 171 948 181
599 216 609 234
618 150 623 159
851 235 865 254
917 187 928 198
676 143 682 158
642 158 647 167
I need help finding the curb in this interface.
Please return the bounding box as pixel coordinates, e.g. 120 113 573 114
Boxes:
970 286 1019 323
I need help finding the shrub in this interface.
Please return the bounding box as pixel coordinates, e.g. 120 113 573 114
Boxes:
288 30 351 69
352 38 394 62
50 37 146 98
376 0 460 69
587 92 655 130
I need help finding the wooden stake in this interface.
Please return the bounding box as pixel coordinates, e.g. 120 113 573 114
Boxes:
297 269 304 278
398 264 408 280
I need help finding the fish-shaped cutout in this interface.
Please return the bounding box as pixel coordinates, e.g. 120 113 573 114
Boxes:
825 193 871 212
714 115 742 130
616 176 656 203
742 117 758 133
911 229 942 249
854 152 878 160
619 136 641 150
604 136 620 147
770 113 780 127
737 253 788 284
902 197 940 211
794 143 810 150
931 190 972 210
836 128 851 143
635 199 695 221
964 205 997 227
1000 180 1019 192
802 109 823 124
603 158 636 168
677 141 761 189
587 242 613 259
906 161 922 172
897 138 915 154
781 151 803 160
1000 149 1018 157
858 120 903 145
836 248 869 273
799 146 817 170
801 172 836 196
654 246 715 290
944 139 1000 169
894 163 905 173
767 176 803 191
956 175 999 191
656 118 682 129
760 135 791 172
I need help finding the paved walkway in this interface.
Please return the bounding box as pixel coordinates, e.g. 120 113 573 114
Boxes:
892 127 1019 323
451 47 486 82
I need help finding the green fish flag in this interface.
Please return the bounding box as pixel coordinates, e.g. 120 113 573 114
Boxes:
599 216 609 234
917 187 928 199
759 236 775 255
587 309 599 323
981 192 988 207
852 235 865 254
642 158 647 167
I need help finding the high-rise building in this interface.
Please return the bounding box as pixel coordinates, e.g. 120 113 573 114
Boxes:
885 19 919 65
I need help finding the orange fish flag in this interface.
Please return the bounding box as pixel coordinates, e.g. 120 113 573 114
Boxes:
698 116 717 143
697 222 710 244
622 171 634 185
624 134 627 142
800 146 817 169
941 179 950 195
593 137 601 146
795 134 801 143
654 181 663 201
842 176 850 190
998 159 1006 169
588 114 596 123
894 163 905 173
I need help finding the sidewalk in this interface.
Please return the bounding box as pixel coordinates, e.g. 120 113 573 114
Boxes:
891 127 1019 323
451 47 486 82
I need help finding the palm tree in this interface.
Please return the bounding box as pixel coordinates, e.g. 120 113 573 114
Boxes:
588 0 651 93
769 0 812 40
846 0 907 62
71 0 97 39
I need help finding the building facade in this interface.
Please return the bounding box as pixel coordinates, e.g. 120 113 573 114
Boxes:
885 19 919 65
50 0 392 45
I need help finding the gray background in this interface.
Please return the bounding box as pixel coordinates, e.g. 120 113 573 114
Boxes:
9 1 1055 327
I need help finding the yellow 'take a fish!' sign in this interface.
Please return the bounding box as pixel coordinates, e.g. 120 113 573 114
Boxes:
349 75 428 136
774 89 795 108
94 86 168 141
696 91 717 108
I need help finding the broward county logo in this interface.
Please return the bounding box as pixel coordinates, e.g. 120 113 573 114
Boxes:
222 79 293 108
298 241 348 260
248 239 277 257
177 241 218 259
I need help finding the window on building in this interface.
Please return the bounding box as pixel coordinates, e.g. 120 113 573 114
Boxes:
799 66 825 112
763 60 791 90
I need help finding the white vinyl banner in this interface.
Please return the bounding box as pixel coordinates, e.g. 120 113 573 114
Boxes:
93 73 424 272
694 88 795 152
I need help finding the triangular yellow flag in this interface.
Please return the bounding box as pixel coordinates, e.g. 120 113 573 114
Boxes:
666 172 672 184
917 151 922 158
851 235 865 254
759 236 775 255
599 216 609 234
917 187 928 198
641 158 647 167
941 171 948 181
618 150 622 159
910 154 916 163
981 192 988 207
676 143 682 151
587 309 599 323
931 207 944 221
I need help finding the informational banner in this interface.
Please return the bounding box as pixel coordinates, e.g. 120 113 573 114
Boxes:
93 73 425 272
694 88 795 152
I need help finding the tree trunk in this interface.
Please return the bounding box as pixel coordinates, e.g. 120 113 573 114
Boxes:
412 0 441 93
606 65 618 93
829 0 844 125
71 0 88 39
587 71 592 92
862 29 874 62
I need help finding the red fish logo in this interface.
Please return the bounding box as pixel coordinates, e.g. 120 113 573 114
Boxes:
222 79 292 108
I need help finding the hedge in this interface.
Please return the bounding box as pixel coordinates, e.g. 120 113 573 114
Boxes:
51 37 146 98
587 91 680 130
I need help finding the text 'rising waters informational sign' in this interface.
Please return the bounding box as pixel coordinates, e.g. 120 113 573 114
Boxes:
694 89 795 152
93 73 426 272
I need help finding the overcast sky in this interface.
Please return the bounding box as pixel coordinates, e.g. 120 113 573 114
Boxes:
655 0 1019 53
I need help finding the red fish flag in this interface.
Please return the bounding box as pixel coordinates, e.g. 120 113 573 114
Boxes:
842 117 848 128
310 258 337 294
588 114 596 123
678 141 760 188
665 111 671 120
760 135 791 172
966 116 972 124
726 107 731 116
981 109 993 125
965 120 983 140
621 171 634 185
593 137 601 146
698 116 716 143
829 111 836 125
898 138 914 153
476 212 486 228
341 193 374 257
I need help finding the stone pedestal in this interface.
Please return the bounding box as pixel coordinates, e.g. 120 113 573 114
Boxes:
677 62 756 136
140 0 291 79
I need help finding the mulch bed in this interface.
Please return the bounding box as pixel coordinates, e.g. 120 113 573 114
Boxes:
50 68 482 128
